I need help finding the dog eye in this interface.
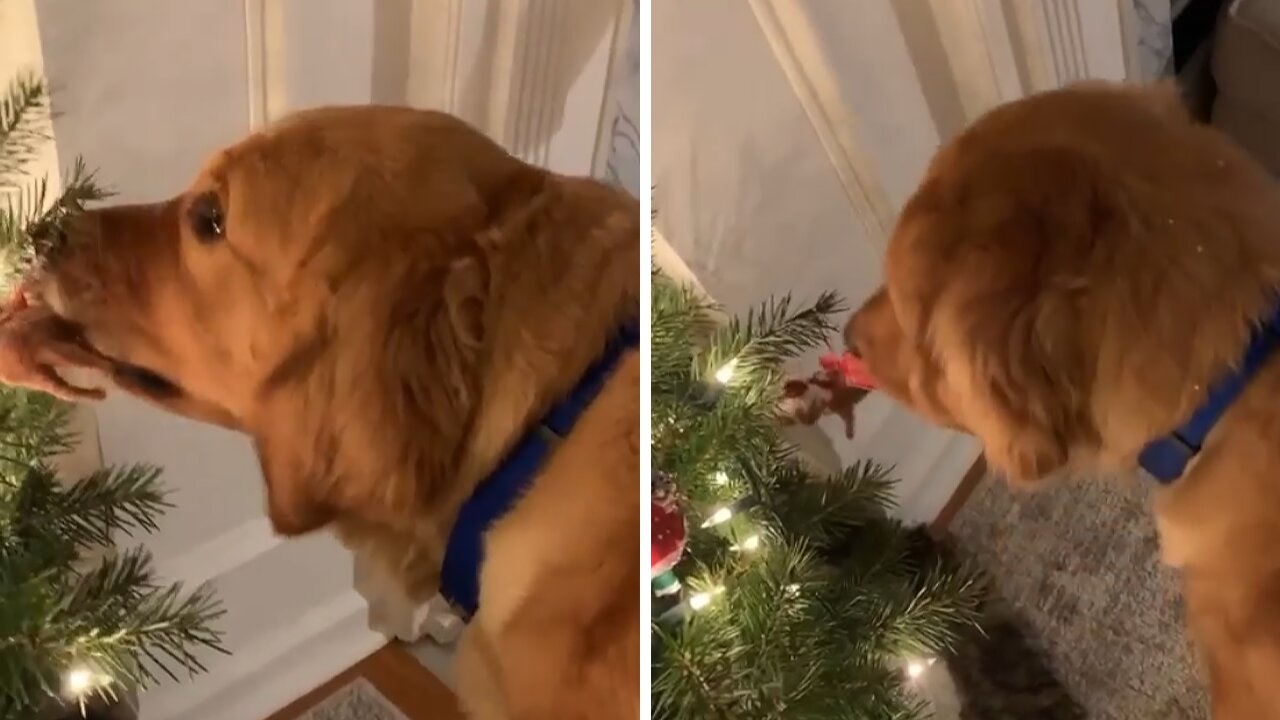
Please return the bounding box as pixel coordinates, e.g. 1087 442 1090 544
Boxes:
188 192 225 243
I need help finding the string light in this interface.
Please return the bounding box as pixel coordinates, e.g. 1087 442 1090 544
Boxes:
905 657 937 681
689 586 725 611
731 534 761 552
701 506 733 527
64 668 93 695
714 358 738 384
714 470 730 486
785 583 801 597
63 664 110 698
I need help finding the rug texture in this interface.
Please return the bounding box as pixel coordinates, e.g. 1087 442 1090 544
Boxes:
950 472 1209 719
294 678 410 720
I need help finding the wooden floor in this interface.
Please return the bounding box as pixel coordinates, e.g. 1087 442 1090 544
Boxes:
265 642 463 720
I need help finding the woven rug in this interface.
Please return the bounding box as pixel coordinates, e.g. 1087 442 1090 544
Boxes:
950 472 1209 719
294 678 410 720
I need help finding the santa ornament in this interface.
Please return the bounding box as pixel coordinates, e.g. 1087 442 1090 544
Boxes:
651 471 687 597
778 351 877 439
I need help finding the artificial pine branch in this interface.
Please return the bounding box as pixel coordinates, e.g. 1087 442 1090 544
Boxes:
38 465 168 549
652 247 984 717
0 74 112 282
0 157 112 277
703 289 847 391
0 385 75 462
71 560 226 683
651 273 716 397
767 459 897 547
0 70 225 716
0 72 47 184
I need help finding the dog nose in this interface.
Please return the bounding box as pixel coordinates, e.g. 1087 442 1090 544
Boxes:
33 275 69 316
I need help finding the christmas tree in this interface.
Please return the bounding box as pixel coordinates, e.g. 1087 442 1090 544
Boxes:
0 72 225 719
650 256 985 718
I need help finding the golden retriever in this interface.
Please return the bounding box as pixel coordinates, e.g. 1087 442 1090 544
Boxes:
845 81 1280 718
1 106 640 719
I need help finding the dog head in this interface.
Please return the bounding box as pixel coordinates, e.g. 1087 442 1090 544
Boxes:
844 81 1280 484
38 107 637 538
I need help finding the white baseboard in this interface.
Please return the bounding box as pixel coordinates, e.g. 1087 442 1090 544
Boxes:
138 590 386 720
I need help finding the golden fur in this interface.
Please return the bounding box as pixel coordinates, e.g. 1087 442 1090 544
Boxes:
845 82 1280 718
28 106 639 719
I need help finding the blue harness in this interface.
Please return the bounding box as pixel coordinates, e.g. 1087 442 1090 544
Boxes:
1138 303 1280 483
439 321 640 617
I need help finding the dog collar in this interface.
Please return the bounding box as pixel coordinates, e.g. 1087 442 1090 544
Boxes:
1139 302 1280 484
439 320 640 617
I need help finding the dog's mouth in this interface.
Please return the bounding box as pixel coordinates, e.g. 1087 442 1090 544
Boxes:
54 317 185 400
110 359 183 399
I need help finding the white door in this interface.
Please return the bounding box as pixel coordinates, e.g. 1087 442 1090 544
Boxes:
23 0 633 717
653 0 1130 522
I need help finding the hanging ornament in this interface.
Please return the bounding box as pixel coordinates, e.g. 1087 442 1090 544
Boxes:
778 350 876 439
652 471 687 597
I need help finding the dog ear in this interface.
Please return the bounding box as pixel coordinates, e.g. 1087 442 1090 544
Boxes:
985 418 1069 485
443 255 490 350
909 144 1107 485
947 299 1075 485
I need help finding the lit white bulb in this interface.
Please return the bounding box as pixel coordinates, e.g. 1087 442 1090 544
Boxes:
714 470 730 486
64 666 95 695
905 657 936 680
701 506 733 527
689 586 724 611
714 359 738 384
785 583 801 596
732 535 761 552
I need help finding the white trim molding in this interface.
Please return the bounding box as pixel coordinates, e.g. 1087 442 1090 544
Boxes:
1006 0 1128 92
243 0 288 129
399 0 630 175
746 0 900 245
152 517 281 588
928 0 1027 116
919 0 1131 129
143 589 384 720
405 0 464 111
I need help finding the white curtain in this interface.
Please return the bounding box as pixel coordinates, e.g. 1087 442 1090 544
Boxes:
598 0 640 197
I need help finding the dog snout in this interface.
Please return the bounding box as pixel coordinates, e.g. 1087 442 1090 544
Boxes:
49 202 176 309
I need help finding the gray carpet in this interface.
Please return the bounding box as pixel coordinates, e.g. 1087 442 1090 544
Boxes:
294 678 410 720
950 473 1209 719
